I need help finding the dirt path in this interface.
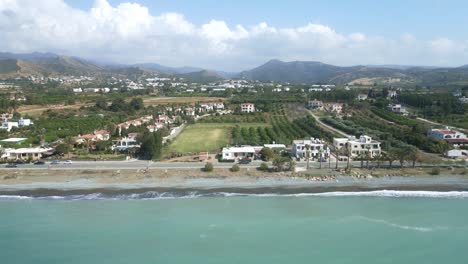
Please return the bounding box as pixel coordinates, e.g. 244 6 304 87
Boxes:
416 117 467 133
306 110 351 137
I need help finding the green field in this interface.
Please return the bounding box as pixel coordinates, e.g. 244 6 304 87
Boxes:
164 123 269 154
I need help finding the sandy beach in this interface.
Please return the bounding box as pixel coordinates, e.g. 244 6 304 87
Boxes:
0 167 467 196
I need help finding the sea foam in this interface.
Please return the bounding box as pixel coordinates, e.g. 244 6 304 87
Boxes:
1 190 468 200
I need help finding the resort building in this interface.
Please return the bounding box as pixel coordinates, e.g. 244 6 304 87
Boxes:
221 146 263 160
240 103 255 113
291 138 329 160
333 135 381 158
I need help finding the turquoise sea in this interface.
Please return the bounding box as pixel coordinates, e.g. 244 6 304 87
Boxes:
1 192 468 264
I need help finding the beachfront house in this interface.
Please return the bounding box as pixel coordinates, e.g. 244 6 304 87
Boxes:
333 135 381 158
1 147 54 161
292 138 329 160
221 146 263 161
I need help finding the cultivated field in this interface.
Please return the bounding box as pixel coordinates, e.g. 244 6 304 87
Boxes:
18 103 92 117
143 96 226 107
164 123 269 154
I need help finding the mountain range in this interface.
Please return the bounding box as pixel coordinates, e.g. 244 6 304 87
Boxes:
1 52 468 86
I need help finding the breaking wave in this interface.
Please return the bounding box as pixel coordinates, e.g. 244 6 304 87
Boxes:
1 190 468 200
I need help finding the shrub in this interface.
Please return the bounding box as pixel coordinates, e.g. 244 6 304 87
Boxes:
230 164 240 172
258 162 269 171
203 162 214 172
430 167 440 175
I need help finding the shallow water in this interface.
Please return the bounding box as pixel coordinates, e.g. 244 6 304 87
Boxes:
1 194 467 264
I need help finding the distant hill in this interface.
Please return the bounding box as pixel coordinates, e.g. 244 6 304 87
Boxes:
239 59 468 86
176 70 224 83
133 63 204 74
239 59 356 83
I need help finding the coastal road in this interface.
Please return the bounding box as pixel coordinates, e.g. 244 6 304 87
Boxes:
0 160 446 171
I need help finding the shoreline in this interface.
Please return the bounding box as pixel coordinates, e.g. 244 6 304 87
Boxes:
0 168 467 196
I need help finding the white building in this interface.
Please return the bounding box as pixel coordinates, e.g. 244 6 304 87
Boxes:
445 149 467 159
292 138 329 160
222 146 263 160
1 122 19 131
333 135 381 158
357 94 368 101
241 103 255 113
112 133 141 151
387 104 407 115
18 118 32 127
1 147 54 160
427 128 467 140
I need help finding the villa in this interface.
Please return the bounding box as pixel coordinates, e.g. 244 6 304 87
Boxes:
308 99 324 109
112 133 141 151
1 147 54 161
222 146 263 161
76 130 110 144
428 128 468 147
240 103 255 113
324 103 344 114
291 138 329 160
333 135 381 158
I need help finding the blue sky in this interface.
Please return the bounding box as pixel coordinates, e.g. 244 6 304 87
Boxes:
66 0 467 40
1 0 467 70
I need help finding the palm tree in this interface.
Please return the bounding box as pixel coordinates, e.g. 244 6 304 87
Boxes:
335 148 339 169
387 149 398 169
305 144 311 169
374 153 383 168
365 146 372 168
346 144 352 171
358 153 365 168
318 149 323 169
64 136 75 159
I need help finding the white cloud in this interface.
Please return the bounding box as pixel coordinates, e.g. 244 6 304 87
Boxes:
0 0 467 71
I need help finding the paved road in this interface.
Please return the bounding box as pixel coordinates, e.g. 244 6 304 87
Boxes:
0 160 448 171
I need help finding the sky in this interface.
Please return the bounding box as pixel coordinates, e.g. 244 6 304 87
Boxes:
0 0 467 71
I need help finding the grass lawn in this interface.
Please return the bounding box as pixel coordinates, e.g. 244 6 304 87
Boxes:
164 123 269 154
